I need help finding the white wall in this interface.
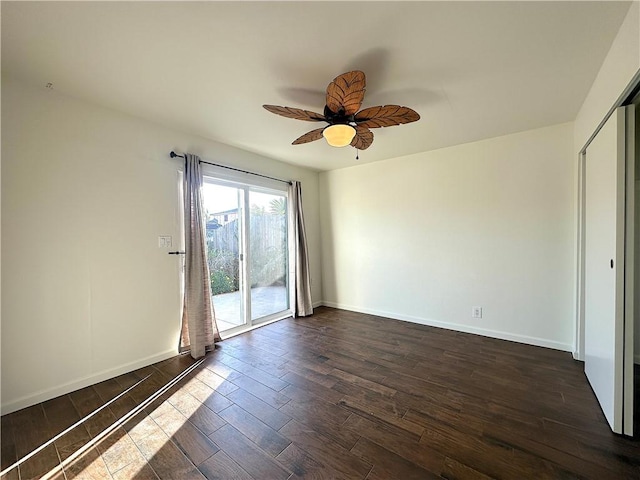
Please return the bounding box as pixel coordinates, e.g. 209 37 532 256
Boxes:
320 123 575 351
1 78 322 413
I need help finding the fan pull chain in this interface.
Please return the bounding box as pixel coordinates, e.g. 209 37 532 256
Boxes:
356 150 359 160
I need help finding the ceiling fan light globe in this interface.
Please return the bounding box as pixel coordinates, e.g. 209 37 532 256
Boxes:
322 124 356 147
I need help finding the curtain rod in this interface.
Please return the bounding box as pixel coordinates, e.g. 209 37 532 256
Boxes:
170 151 292 185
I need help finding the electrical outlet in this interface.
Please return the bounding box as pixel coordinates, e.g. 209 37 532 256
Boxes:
472 306 483 318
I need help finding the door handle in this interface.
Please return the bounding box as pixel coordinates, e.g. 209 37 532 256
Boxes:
168 251 186 255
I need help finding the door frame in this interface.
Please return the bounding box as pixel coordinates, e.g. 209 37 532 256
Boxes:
200 164 293 337
575 106 635 435
623 105 636 435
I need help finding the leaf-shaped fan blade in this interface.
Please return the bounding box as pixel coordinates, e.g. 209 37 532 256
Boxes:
350 125 374 150
326 71 366 116
292 127 325 145
354 105 420 128
263 105 326 122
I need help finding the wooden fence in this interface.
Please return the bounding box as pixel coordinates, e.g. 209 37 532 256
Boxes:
207 214 287 287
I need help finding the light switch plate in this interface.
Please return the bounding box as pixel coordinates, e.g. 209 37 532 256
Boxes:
158 235 172 248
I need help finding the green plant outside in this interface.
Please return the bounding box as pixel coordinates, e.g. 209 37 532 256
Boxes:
210 269 236 295
207 247 240 295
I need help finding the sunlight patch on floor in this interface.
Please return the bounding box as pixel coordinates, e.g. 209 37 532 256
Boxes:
10 358 207 480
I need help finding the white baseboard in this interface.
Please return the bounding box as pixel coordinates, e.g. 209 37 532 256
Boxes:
312 300 324 308
320 301 573 353
1 348 178 415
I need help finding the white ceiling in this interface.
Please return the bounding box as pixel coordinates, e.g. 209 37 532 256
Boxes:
1 1 631 171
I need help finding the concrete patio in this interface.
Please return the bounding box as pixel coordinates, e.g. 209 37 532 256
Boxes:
212 285 288 332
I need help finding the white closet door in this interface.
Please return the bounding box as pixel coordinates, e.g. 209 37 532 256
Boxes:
584 106 634 435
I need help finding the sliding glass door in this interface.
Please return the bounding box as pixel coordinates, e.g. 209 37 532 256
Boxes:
202 177 290 335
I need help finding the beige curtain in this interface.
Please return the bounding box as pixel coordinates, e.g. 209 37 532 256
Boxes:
289 181 313 316
180 153 220 358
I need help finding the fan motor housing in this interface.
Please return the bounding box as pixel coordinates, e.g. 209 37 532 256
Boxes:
323 105 354 125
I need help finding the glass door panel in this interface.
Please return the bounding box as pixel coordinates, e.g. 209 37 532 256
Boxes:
249 191 289 321
202 182 246 332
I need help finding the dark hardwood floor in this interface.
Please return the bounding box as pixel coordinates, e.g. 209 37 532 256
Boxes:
1 307 639 479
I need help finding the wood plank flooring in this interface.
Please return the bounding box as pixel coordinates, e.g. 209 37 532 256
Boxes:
2 306 639 479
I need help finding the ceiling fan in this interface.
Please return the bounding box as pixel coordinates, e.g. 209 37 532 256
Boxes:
263 70 420 151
